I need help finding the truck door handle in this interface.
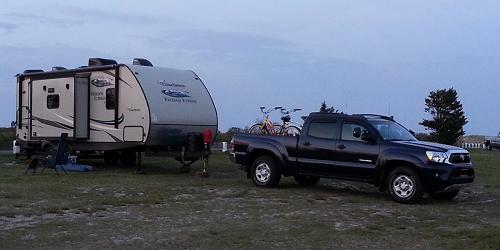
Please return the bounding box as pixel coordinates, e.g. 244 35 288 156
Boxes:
303 142 311 146
337 144 346 150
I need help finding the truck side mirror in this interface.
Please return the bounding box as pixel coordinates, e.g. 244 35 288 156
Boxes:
353 127 362 138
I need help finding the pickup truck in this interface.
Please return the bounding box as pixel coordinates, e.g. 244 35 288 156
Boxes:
485 133 500 150
231 113 474 203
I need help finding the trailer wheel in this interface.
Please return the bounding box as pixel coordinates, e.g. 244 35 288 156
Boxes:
104 151 119 165
120 151 136 166
251 156 281 187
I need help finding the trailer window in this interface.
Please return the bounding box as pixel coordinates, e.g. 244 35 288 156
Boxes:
106 88 115 110
47 94 59 109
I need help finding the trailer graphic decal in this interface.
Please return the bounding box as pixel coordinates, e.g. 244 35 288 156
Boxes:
102 131 123 142
91 78 113 87
102 70 133 88
90 114 124 125
161 89 191 98
33 116 72 130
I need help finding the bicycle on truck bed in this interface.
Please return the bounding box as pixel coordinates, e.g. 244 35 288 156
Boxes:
248 106 282 135
275 108 302 136
248 106 302 136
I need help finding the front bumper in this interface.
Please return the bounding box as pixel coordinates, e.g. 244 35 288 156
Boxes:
422 163 474 191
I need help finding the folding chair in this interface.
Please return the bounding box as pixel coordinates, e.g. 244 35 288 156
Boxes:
24 133 69 175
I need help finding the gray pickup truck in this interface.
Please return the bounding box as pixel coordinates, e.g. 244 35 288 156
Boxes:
485 133 500 150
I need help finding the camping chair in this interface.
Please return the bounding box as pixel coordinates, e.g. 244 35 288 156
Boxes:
24 133 69 175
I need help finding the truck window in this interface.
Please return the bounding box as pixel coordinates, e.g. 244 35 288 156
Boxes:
106 88 115 110
341 123 368 141
308 122 338 139
47 94 59 109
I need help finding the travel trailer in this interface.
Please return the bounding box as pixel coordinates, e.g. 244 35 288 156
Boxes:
15 58 218 164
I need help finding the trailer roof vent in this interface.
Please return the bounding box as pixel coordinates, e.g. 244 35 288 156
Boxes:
88 58 117 66
23 69 44 74
51 66 67 71
133 58 153 67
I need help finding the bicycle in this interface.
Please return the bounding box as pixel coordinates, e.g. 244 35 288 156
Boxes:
275 108 302 136
248 107 302 136
248 106 282 135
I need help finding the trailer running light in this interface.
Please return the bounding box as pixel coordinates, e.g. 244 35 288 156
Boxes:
203 129 212 144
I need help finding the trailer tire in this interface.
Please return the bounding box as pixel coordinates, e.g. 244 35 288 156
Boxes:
251 156 281 187
120 151 136 166
104 151 119 165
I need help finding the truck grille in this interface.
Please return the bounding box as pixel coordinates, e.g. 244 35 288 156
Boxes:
449 153 471 164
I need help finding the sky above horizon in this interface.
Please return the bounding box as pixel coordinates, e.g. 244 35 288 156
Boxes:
1 1 499 135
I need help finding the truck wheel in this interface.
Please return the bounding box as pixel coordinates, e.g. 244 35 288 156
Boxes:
294 175 320 186
251 156 281 187
428 190 460 200
387 167 424 204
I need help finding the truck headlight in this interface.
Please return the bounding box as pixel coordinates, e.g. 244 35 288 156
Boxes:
426 151 448 163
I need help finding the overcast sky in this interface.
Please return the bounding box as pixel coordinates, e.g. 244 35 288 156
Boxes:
1 1 499 135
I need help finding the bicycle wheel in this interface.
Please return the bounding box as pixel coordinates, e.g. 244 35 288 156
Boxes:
282 125 301 136
248 124 263 134
272 124 283 135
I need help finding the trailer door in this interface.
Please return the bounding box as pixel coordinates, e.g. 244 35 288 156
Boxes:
74 76 90 139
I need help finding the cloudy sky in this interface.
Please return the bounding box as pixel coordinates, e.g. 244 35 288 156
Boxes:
1 1 499 135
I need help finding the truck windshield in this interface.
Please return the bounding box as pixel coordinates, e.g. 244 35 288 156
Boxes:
368 119 417 141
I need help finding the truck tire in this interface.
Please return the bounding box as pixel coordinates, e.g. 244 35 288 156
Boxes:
428 189 460 200
387 167 424 204
251 156 281 187
294 175 320 186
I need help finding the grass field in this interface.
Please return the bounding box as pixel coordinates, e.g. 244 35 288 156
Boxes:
0 150 499 249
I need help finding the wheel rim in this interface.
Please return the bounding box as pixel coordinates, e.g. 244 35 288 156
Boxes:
392 175 414 198
255 163 271 183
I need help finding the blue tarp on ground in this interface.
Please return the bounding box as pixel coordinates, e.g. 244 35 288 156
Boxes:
55 163 94 172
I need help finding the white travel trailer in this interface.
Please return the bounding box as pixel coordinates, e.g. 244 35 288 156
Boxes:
15 58 218 164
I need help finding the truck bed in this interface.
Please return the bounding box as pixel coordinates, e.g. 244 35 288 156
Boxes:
232 133 300 167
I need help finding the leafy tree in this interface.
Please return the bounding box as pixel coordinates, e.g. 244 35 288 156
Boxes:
420 88 467 145
319 101 339 113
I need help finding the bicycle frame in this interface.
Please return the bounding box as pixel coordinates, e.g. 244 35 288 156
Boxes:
258 106 281 135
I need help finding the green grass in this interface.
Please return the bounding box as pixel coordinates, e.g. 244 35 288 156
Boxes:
0 151 499 249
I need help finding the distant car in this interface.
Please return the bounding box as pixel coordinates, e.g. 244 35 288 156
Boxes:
485 132 500 150
231 112 475 204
